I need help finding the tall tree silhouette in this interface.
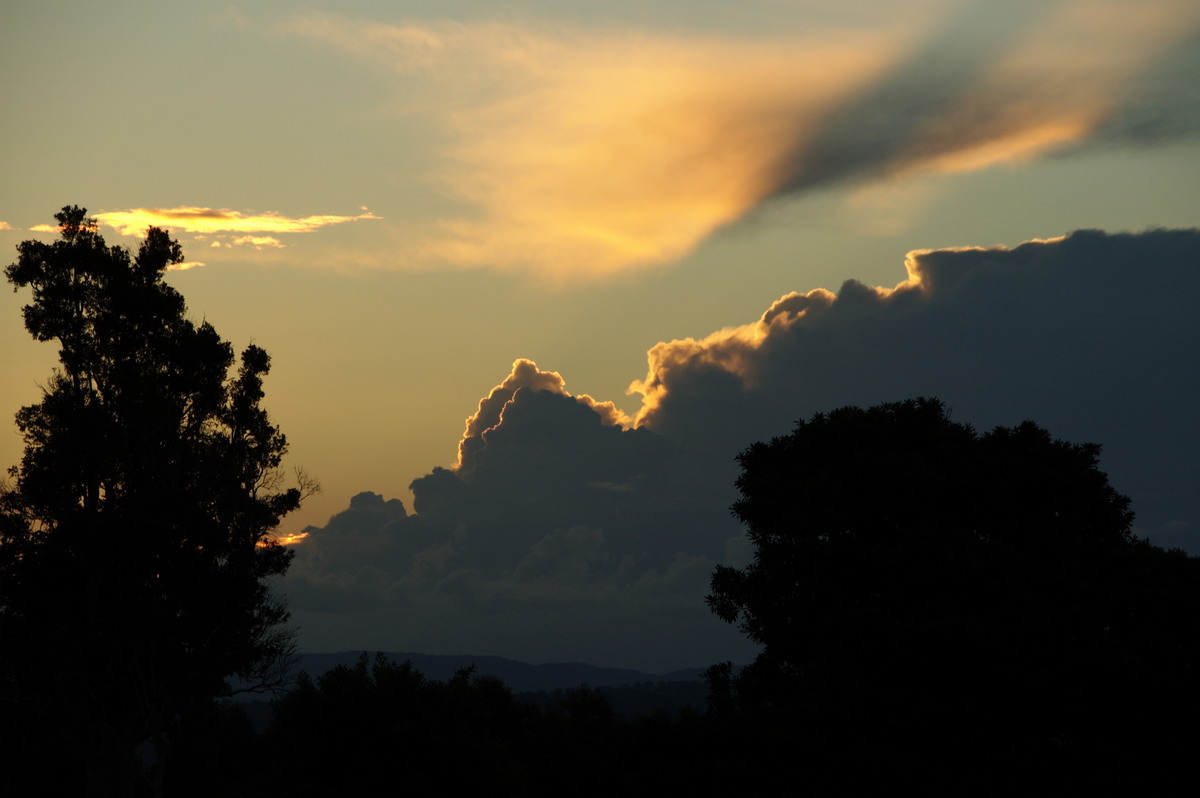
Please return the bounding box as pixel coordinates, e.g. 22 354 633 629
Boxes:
0 207 312 796
708 398 1200 788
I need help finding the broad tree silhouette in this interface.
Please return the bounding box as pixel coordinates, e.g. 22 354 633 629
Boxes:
0 207 311 796
708 398 1200 788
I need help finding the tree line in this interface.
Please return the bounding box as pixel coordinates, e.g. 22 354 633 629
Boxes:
3 208 1198 795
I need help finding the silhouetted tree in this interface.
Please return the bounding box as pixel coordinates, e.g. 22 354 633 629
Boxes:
0 207 312 795
708 398 1200 788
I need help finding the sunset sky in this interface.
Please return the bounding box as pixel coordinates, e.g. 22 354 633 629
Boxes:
3 0 1198 672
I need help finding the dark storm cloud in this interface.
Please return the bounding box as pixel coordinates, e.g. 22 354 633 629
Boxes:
632 228 1200 548
282 228 1199 669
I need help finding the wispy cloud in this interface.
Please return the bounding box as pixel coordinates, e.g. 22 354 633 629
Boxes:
0 221 12 231
94 206 380 238
231 235 286 249
282 1 1200 280
286 15 904 279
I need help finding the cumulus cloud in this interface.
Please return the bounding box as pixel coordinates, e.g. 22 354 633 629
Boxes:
282 2 1200 279
282 228 1199 669
458 359 631 472
93 206 380 237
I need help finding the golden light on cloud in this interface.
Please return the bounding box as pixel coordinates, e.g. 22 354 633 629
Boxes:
428 37 891 279
900 0 1200 178
283 4 1200 280
923 119 1095 175
628 287 840 425
271 531 310 547
0 221 12 231
286 15 910 280
93 207 380 237
232 235 286 249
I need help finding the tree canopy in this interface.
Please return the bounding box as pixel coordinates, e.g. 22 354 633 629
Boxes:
708 398 1200 787
0 206 310 795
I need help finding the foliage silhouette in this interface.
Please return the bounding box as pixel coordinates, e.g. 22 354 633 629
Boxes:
707 398 1200 788
253 654 740 798
258 653 534 796
0 207 311 795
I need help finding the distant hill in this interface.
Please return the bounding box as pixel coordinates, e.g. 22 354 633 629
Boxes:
293 651 707 693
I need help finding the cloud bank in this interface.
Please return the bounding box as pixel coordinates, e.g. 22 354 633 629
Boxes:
281 228 1200 670
630 228 1199 544
284 361 749 672
283 2 1200 278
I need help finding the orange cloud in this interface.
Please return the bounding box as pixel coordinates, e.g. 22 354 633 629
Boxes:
427 34 903 280
0 221 12 231
285 4 1200 280
93 206 380 237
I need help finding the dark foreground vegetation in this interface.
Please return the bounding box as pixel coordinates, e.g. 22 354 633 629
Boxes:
6 637 1197 796
704 398 1200 792
0 652 724 796
3 210 1199 795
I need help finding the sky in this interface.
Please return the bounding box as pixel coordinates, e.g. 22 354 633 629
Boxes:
2 0 1198 672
